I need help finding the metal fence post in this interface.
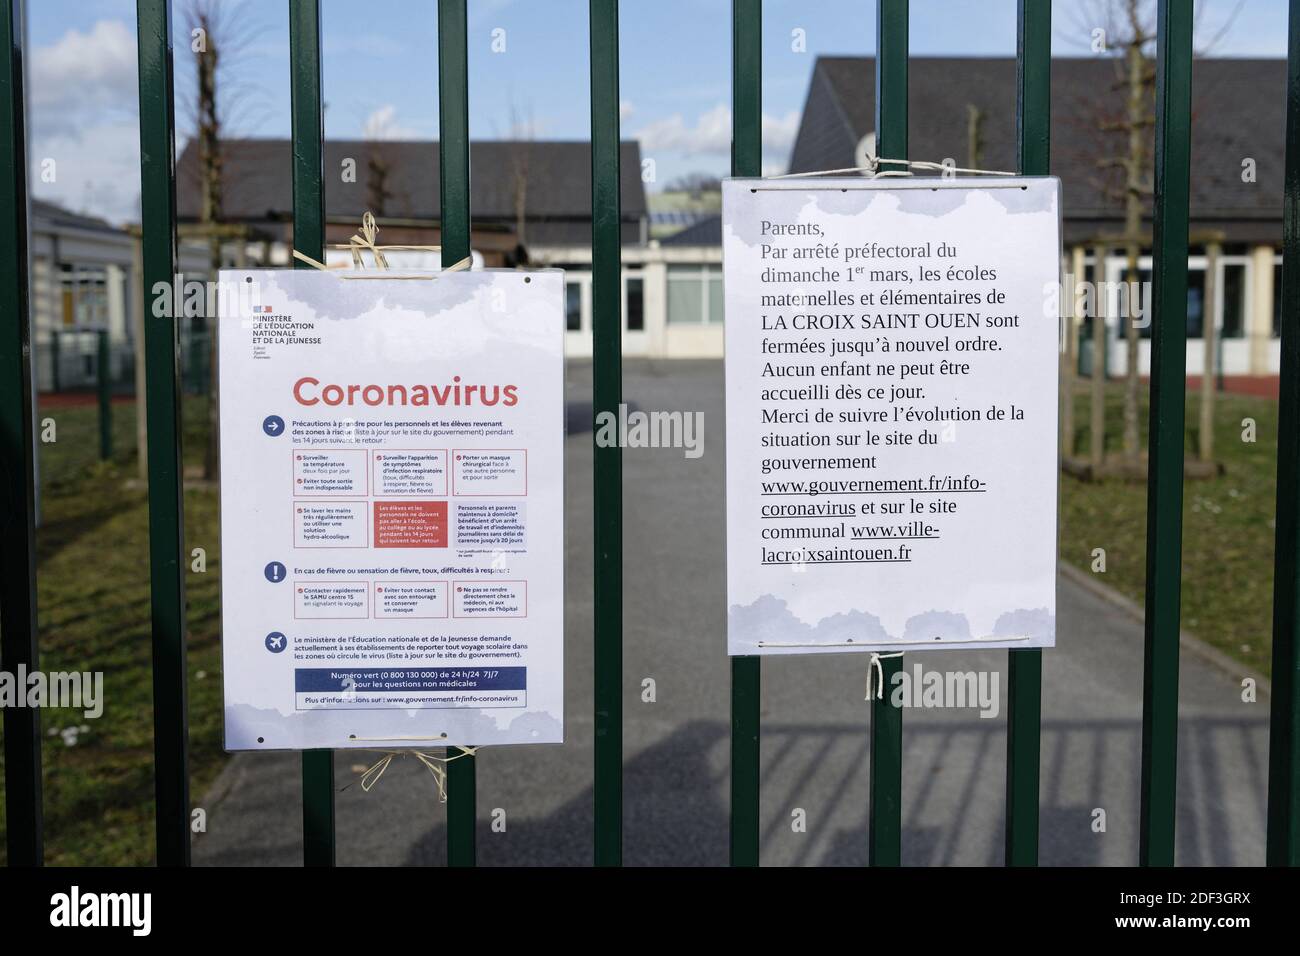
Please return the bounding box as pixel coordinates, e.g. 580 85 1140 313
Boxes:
1139 0 1193 867
729 0 762 869
590 0 624 867
0 0 43 868
869 0 908 868
136 0 191 867
98 328 113 460
438 0 477 868
1006 0 1050 868
288 0 336 868
1268 0 1300 868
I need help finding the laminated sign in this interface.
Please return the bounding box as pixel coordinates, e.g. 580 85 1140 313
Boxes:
723 177 1061 656
219 270 564 750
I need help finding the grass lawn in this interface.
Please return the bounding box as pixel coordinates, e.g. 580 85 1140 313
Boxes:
1060 381 1280 678
0 393 224 865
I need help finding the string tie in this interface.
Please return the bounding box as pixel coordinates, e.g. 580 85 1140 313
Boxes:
865 651 906 701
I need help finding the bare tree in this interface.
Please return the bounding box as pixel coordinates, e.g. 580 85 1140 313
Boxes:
179 0 263 480
508 103 537 248
1061 0 1242 474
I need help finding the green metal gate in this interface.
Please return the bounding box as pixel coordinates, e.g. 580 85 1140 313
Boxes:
1 0 1298 868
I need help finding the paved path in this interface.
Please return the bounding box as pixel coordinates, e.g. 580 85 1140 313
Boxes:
194 360 1269 866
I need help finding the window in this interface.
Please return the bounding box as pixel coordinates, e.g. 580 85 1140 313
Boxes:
667 264 723 324
1128 265 1206 339
59 263 109 328
1222 263 1246 339
565 281 582 331
625 276 644 331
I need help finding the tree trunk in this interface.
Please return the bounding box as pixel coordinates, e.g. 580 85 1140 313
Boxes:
198 29 221 480
131 233 148 481
1062 245 1083 460
1199 241 1220 463
1120 39 1146 467
1123 243 1141 462
1091 242 1108 470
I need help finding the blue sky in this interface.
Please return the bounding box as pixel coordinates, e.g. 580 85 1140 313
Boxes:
24 0 1290 225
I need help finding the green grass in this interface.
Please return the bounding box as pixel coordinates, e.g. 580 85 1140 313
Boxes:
0 393 224 865
1061 381 1280 677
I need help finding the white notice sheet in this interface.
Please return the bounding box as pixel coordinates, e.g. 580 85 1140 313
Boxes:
724 177 1060 656
219 269 564 750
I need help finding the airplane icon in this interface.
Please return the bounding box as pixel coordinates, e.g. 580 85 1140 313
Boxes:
265 632 288 653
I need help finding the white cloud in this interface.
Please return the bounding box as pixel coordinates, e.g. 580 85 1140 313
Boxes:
619 99 635 121
635 103 731 156
27 20 142 225
635 103 801 158
361 104 418 141
32 121 141 226
31 20 138 136
762 110 800 154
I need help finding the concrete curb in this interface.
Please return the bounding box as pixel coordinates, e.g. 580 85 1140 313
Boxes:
1059 560 1271 698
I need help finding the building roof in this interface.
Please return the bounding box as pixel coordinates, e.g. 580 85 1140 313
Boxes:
177 138 647 246
789 56 1287 245
661 214 721 247
31 198 121 235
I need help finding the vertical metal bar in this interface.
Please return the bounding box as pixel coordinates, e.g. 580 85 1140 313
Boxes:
868 0 907 868
0 0 43 867
1268 0 1300 868
1005 0 1049 868
136 0 190 867
729 0 762 868
437 0 477 868
1139 0 1192 868
289 0 335 868
590 0 623 867
98 329 113 460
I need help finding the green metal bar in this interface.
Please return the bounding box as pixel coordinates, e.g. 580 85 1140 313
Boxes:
729 0 762 869
289 0 335 868
136 0 190 867
0 0 43 867
1139 0 1192 868
437 0 477 869
98 329 112 460
1005 0 1049 868
1268 0 1300 868
868 0 907 868
590 0 623 867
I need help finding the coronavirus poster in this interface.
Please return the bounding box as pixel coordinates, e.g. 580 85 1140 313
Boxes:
219 270 564 750
724 177 1061 656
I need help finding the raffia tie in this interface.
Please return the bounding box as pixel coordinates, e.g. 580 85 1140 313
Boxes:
291 210 472 278
345 746 479 802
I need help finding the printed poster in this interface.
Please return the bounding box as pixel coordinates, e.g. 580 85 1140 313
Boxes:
219 269 564 749
724 177 1061 656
